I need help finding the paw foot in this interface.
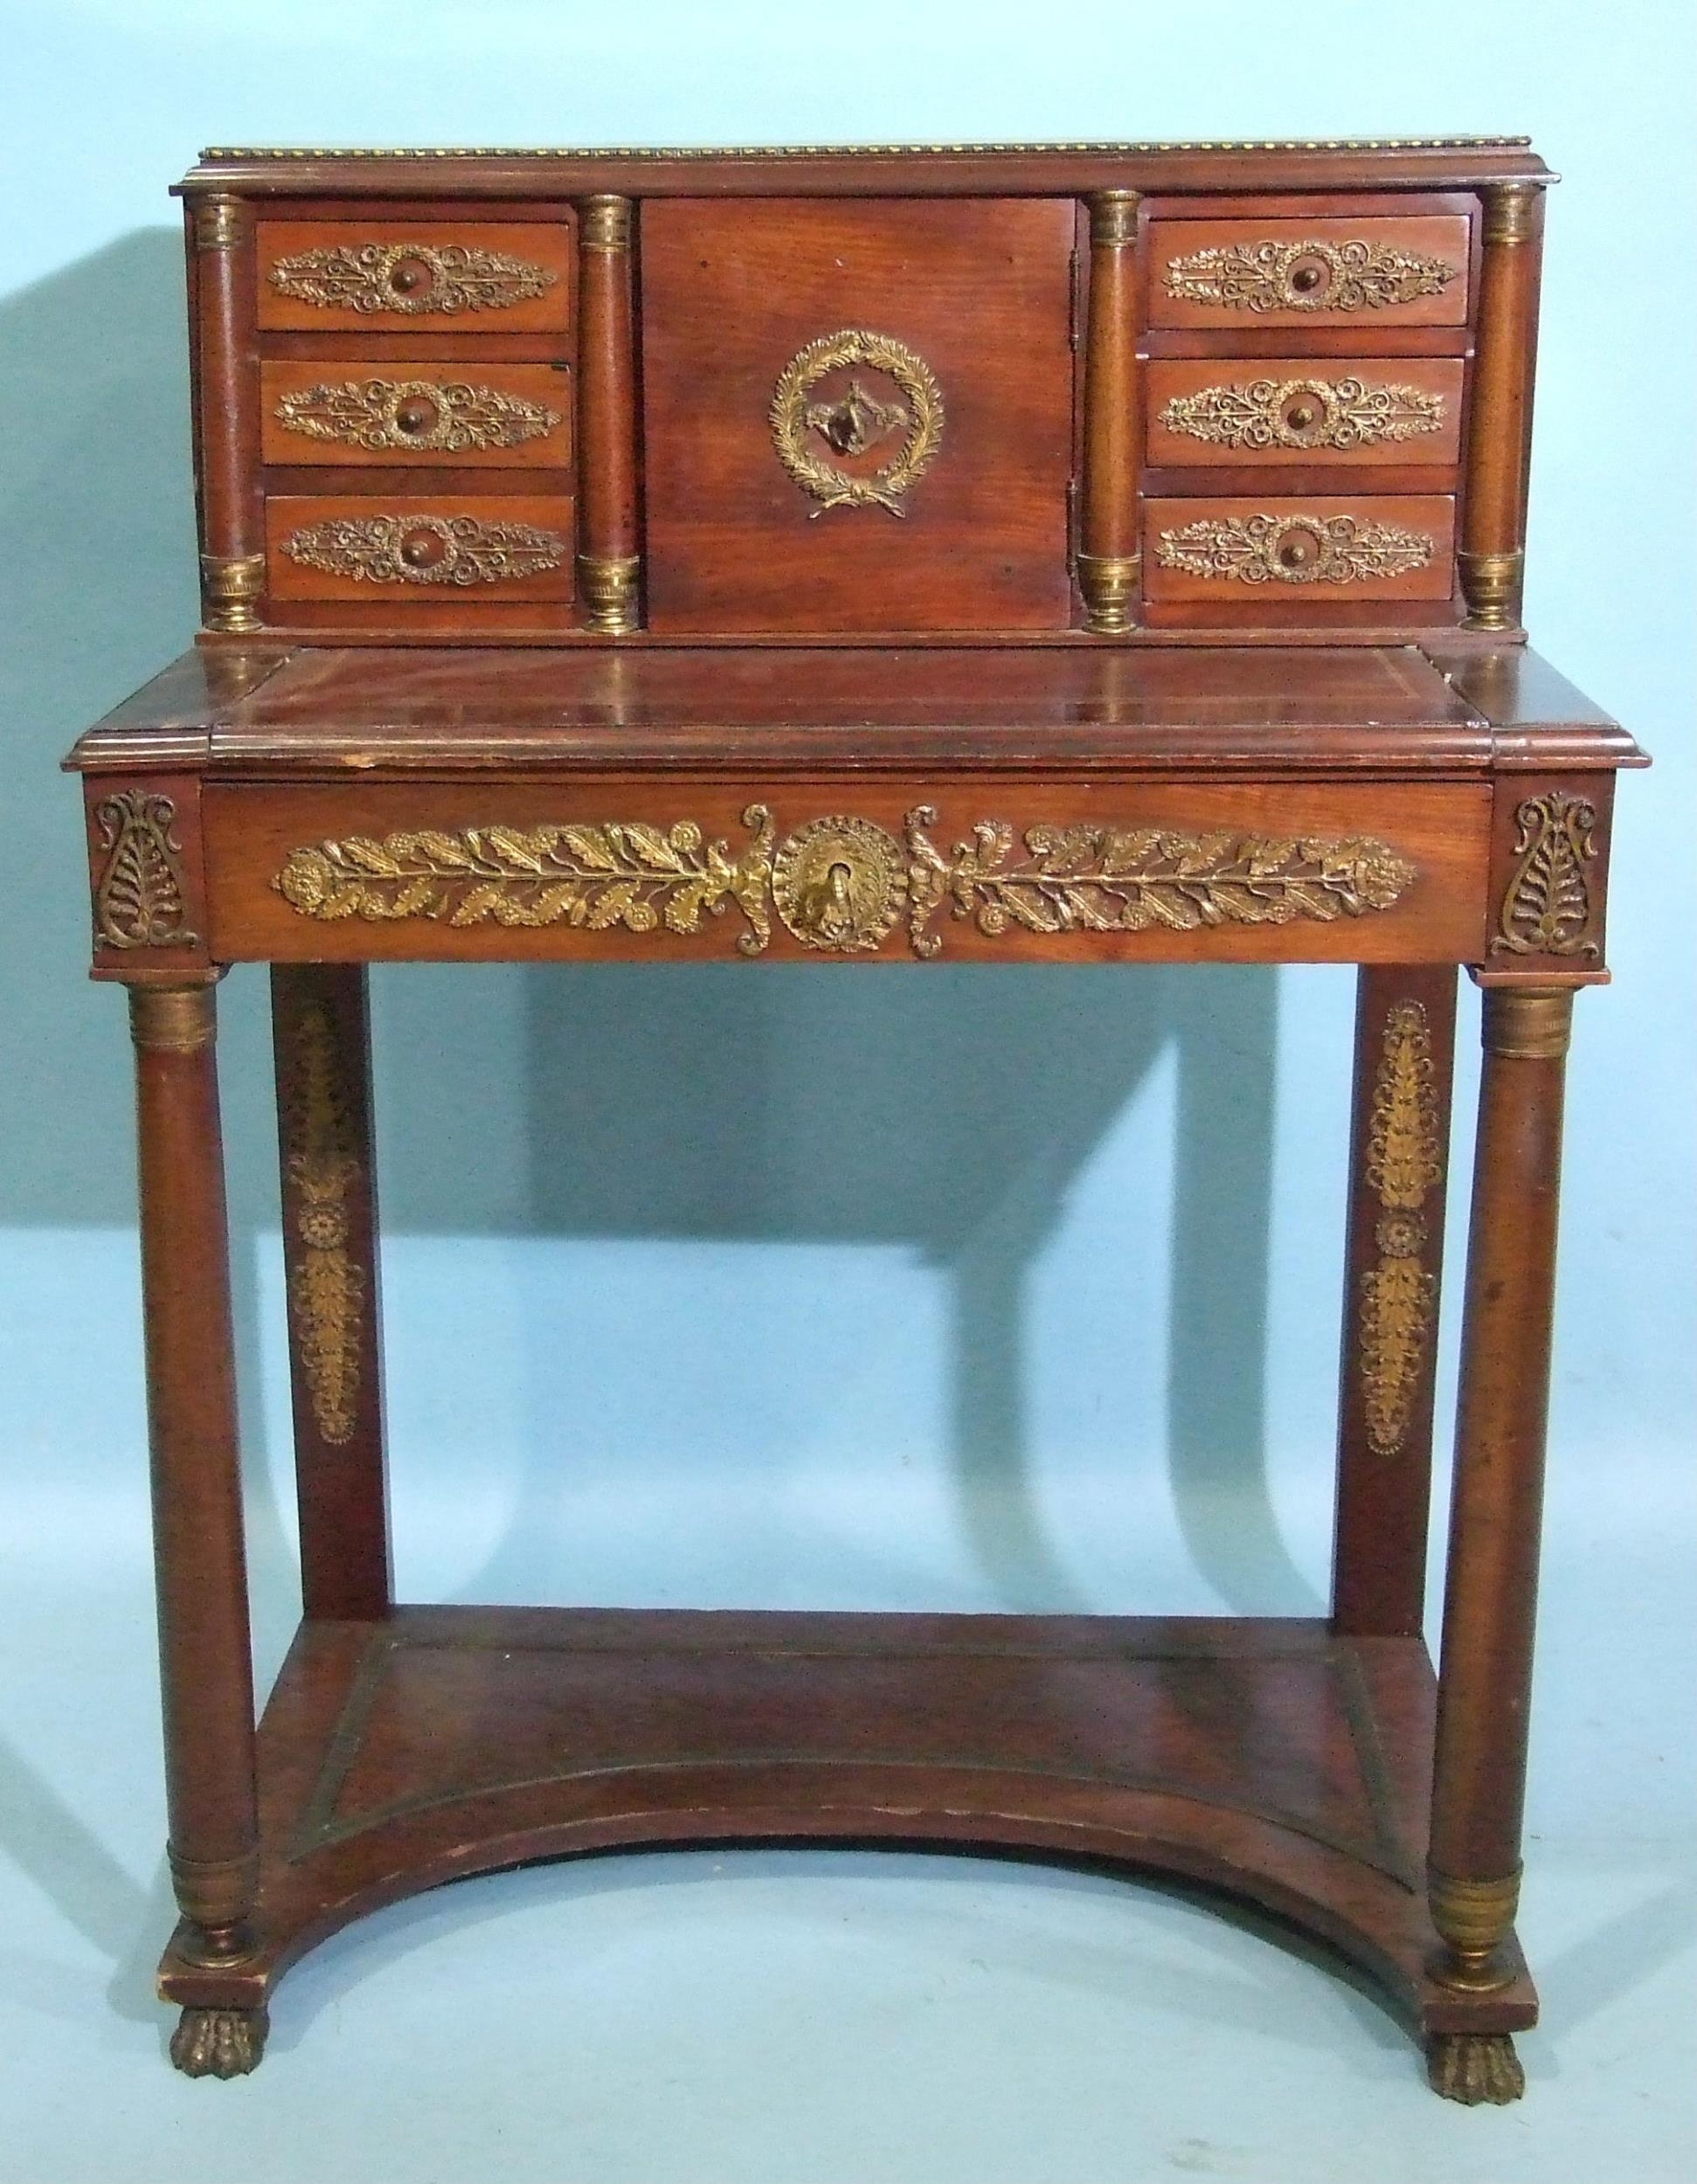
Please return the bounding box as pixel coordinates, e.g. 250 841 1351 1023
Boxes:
1425 2030 1525 2105
169 2005 269 2078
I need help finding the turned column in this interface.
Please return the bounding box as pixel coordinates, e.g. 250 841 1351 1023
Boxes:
1458 182 1545 632
189 193 265 635
1428 984 1574 1991
130 981 259 1965
576 194 641 632
1077 190 1142 633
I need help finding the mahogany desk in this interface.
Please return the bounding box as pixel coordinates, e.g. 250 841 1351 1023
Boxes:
66 142 1645 2105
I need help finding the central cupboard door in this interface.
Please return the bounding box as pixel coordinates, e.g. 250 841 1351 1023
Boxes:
641 198 1078 633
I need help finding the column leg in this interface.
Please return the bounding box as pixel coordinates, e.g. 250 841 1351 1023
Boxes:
272 964 391 1620
1333 965 1457 1637
129 982 267 2076
1425 983 1576 2104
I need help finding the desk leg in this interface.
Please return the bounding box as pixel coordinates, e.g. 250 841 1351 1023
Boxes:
128 983 267 2075
1333 965 1456 1638
272 965 391 1620
1425 984 1575 2104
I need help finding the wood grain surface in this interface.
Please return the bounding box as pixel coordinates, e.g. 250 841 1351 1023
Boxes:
641 197 1077 632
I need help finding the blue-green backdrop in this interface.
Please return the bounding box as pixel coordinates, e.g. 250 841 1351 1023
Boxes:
1 6 1691 2181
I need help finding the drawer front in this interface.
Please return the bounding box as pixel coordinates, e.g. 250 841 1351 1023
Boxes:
641 197 1077 633
266 495 575 604
260 361 573 468
1146 497 1456 603
1149 216 1471 328
207 779 1490 967
257 222 574 332
1146 360 1465 469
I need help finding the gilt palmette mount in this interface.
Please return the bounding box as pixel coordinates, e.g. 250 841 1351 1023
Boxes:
92 791 197 950
275 809 1416 957
1492 792 1601 957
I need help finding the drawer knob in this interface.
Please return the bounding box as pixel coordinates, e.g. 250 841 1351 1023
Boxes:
394 394 440 437
398 526 447 570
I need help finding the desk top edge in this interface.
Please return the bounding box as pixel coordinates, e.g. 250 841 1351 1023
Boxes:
177 139 1554 197
64 643 1642 779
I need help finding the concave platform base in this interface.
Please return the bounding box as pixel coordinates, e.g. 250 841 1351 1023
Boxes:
158 1607 1535 2076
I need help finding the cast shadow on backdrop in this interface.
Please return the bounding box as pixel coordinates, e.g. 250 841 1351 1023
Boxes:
1 232 1317 2030
478 957 1299 1614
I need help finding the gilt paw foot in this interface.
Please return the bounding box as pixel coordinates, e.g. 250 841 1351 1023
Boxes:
1425 2030 1525 2105
169 2005 269 2078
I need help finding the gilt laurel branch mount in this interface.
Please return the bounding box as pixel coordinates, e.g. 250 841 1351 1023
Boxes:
275 807 1417 957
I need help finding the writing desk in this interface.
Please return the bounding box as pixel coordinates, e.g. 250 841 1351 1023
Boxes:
66 142 1644 2103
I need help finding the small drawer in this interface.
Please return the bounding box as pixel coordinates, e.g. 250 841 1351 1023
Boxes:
266 495 575 604
257 222 573 332
1148 216 1470 328
1145 497 1456 602
260 361 573 468
1146 360 1464 469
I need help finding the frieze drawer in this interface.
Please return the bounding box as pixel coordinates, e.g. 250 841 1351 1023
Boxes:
1148 215 1472 328
260 361 573 468
256 221 575 332
1146 361 1465 471
266 495 576 603
203 778 1492 966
